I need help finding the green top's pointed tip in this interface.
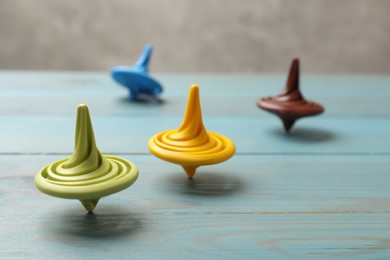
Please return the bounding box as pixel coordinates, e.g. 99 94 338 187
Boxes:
75 103 93 131
77 103 89 115
76 104 91 127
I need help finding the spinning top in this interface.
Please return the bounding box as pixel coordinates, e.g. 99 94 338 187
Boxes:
148 84 235 179
257 59 324 132
111 44 163 100
35 104 138 212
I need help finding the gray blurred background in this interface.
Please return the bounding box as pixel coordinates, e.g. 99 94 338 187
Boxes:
0 0 389 73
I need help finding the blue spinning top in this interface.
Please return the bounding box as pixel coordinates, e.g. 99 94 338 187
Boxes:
111 44 163 100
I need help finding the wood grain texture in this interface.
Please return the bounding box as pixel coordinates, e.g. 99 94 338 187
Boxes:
0 72 389 259
1 155 390 259
0 73 389 116
0 116 388 154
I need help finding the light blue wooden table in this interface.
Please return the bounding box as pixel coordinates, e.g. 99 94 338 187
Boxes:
0 72 389 259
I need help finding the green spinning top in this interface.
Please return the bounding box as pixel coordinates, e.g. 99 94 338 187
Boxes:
35 104 138 212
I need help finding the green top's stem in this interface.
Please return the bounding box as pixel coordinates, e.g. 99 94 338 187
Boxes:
63 104 106 174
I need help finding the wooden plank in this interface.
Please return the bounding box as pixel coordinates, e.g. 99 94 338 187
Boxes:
1 155 390 215
0 72 389 259
1 212 390 259
0 72 389 117
1 155 390 259
0 115 388 154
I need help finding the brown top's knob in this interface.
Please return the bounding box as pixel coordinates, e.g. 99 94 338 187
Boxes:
257 59 324 132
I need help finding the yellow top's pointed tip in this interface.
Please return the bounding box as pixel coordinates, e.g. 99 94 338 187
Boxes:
188 84 200 100
190 84 199 91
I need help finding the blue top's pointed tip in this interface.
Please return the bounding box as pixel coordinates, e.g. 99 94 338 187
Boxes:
142 44 153 57
145 43 153 51
135 43 154 73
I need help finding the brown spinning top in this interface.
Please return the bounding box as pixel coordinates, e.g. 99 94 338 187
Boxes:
257 59 324 132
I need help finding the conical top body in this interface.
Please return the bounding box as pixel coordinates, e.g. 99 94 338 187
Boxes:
65 104 105 212
257 58 324 132
111 44 163 100
148 84 236 179
171 85 208 178
35 104 139 213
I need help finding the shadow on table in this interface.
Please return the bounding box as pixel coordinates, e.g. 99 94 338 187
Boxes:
270 127 336 143
52 207 144 240
118 95 165 105
163 172 244 197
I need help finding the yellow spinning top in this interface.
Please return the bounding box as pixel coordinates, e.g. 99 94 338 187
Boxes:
148 84 235 178
35 104 138 212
